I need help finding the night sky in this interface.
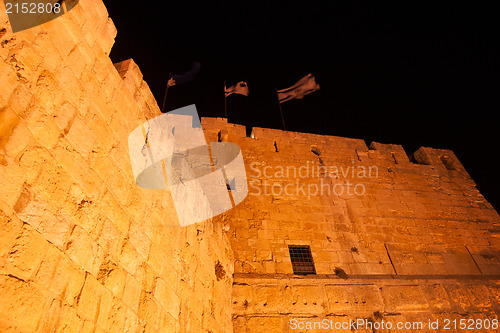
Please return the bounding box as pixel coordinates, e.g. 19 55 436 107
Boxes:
106 1 499 211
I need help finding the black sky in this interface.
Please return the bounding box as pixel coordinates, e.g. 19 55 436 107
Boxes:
106 1 500 211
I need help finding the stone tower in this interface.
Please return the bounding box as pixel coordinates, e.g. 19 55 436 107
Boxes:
203 119 500 332
1 1 499 332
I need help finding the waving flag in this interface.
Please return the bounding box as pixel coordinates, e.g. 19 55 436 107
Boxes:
277 74 320 103
225 81 249 97
168 62 201 86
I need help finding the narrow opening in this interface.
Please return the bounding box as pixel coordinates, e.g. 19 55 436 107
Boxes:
288 245 316 275
440 156 456 170
310 146 321 156
355 149 362 161
274 141 279 152
217 130 222 142
144 129 150 147
391 153 398 164
226 177 236 191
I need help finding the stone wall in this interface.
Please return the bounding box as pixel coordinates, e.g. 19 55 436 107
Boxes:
201 118 500 332
0 1 233 332
2 0 499 331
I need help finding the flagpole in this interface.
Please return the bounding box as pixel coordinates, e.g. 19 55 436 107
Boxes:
161 72 171 113
275 88 287 131
224 81 228 119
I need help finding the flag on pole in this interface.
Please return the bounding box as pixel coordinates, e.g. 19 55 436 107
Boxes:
167 62 201 86
225 81 249 97
277 74 320 103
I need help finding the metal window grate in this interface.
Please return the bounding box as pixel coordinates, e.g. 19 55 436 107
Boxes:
288 245 316 275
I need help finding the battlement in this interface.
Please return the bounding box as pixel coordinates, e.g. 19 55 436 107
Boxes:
201 117 474 183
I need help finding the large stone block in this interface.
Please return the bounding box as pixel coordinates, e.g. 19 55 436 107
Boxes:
16 193 72 250
65 225 102 275
5 225 48 280
381 285 429 312
154 277 180 320
246 316 282 333
77 275 101 321
51 255 86 306
0 275 48 331
0 201 23 257
97 259 126 299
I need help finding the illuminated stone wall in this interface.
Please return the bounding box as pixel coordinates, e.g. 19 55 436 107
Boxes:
0 1 233 332
202 118 500 332
1 0 499 331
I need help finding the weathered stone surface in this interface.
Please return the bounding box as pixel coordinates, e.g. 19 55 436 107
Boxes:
0 274 49 332
209 108 500 331
0 1 234 332
1 0 499 332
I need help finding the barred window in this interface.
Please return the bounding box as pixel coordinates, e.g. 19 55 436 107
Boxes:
288 245 316 275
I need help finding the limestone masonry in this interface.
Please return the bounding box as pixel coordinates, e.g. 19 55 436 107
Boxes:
205 119 500 332
1 1 499 332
